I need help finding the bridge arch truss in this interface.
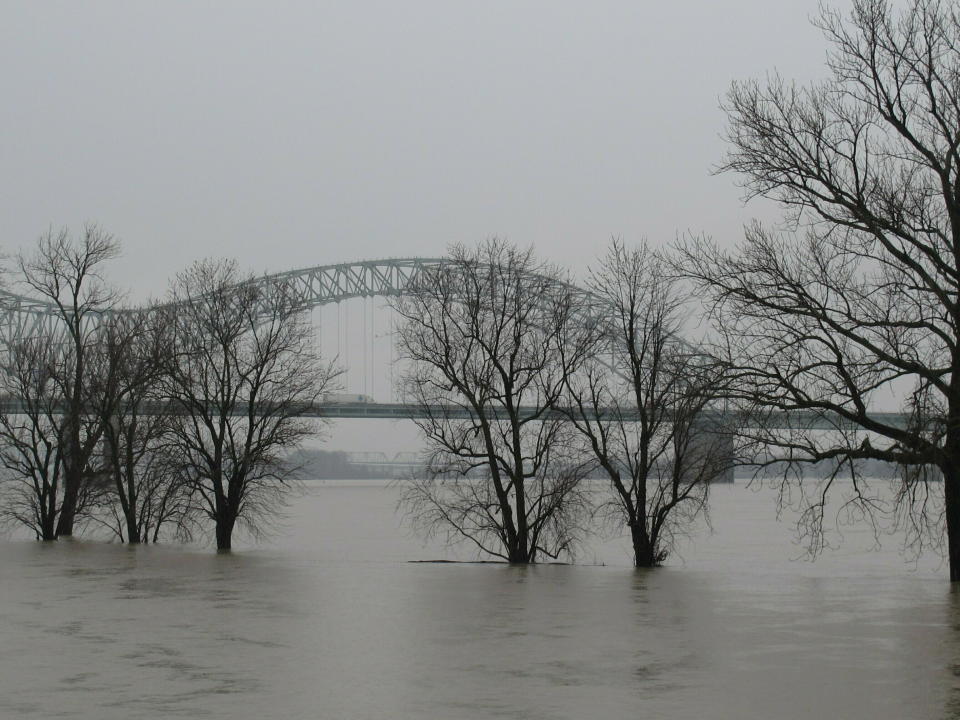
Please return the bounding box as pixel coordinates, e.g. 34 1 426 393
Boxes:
0 256 612 344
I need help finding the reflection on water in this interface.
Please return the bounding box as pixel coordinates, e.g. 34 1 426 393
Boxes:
1 482 959 719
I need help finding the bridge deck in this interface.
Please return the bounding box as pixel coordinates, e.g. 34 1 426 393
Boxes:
0 398 913 430
307 403 913 429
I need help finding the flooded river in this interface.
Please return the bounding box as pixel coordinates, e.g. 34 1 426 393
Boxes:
1 481 958 719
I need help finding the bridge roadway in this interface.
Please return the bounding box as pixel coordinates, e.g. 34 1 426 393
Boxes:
0 397 914 431
295 402 915 430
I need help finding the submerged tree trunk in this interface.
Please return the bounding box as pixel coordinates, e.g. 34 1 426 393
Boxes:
507 542 532 564
39 512 57 542
56 433 80 536
630 522 656 568
126 513 142 545
56 468 79 537
215 505 237 551
57 385 83 537
124 465 142 544
943 451 960 583
947 389 960 582
56 410 92 537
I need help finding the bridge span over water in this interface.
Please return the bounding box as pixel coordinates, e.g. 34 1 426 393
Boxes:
0 256 911 431
222 402 916 430
0 396 912 430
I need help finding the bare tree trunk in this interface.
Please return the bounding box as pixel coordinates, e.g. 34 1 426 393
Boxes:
56 414 81 536
56 460 80 537
630 522 656 568
125 497 142 545
57 363 86 537
215 508 236 551
944 445 960 582
127 525 142 544
507 535 531 564
947 376 960 581
40 509 57 542
124 444 142 544
513 478 529 563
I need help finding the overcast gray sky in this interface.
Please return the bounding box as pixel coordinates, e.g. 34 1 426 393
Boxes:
0 1 860 451
0 1 848 298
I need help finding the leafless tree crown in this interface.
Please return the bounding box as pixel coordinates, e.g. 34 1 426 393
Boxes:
162 258 339 550
392 240 592 563
9 225 122 537
564 240 730 567
678 0 960 573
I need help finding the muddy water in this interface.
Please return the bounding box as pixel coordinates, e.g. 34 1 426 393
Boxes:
0 481 957 719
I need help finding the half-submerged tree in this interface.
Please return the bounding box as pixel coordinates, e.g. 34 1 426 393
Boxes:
17 225 121 537
0 338 69 540
679 0 960 578
89 311 192 544
162 259 338 550
562 241 731 567
393 240 591 563
0 225 120 539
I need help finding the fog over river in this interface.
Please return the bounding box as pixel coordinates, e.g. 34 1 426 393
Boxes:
1 481 958 719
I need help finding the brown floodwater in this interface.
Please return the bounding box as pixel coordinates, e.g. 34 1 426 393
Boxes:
0 481 957 719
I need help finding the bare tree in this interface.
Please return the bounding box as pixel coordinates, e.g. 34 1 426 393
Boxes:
562 241 731 567
677 0 960 578
162 259 338 550
392 240 592 563
17 224 121 536
89 311 192 544
0 338 67 539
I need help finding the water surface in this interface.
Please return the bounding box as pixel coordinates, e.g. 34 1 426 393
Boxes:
1 482 957 719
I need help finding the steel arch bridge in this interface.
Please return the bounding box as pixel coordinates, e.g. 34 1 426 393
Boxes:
0 258 437 342
0 257 616 347
0 257 912 432
0 256 607 344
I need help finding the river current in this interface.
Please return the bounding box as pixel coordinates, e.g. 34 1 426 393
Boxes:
1 480 958 719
